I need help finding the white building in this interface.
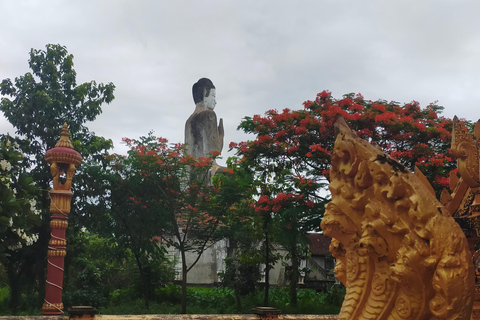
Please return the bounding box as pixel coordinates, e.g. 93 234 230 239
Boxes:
165 233 335 290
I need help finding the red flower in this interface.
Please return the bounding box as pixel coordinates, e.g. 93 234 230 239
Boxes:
316 90 331 102
373 103 386 112
413 122 426 131
122 137 133 146
303 100 314 109
338 98 353 108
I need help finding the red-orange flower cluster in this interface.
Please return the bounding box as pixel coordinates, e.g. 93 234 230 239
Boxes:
234 90 458 212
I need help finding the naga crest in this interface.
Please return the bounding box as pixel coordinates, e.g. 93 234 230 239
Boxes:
321 118 474 320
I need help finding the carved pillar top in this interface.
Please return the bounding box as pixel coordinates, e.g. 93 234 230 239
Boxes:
45 123 82 191
45 123 82 167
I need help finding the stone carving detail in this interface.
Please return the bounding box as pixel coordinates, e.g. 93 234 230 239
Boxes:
321 118 474 320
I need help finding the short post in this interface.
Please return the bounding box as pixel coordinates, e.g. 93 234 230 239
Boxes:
68 306 98 319
252 307 282 320
42 123 82 315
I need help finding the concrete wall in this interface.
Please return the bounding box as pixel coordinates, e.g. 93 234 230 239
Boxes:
166 238 334 286
166 239 228 284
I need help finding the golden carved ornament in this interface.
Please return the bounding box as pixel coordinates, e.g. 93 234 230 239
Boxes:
49 189 73 215
45 123 82 190
321 118 474 320
451 116 480 188
50 220 68 229
49 240 67 246
42 302 63 311
47 249 66 257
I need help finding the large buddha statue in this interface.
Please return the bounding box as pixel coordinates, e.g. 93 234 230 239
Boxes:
185 78 224 171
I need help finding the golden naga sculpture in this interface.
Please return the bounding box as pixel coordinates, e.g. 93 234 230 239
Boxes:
441 117 480 320
443 117 480 231
321 118 474 320
450 116 480 189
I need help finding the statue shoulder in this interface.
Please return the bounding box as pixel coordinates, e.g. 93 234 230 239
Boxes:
191 109 217 122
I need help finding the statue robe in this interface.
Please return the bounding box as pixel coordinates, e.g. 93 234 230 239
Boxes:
185 109 223 159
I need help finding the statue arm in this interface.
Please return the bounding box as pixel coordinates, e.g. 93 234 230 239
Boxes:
218 118 224 152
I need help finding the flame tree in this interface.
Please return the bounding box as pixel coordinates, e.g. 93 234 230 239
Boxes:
232 90 459 306
104 133 249 313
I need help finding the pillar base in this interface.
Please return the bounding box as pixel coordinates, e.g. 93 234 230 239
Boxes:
42 302 64 315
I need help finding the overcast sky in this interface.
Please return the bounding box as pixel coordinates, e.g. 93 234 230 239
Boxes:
1 1 480 165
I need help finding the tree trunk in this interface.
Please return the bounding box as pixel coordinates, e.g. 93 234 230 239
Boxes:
7 261 19 314
234 284 242 311
132 250 149 309
263 228 270 307
181 249 188 314
289 244 298 307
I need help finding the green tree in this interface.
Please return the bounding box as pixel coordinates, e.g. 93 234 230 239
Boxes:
0 135 40 254
218 201 281 309
105 134 248 313
0 44 115 310
101 140 173 309
0 135 41 312
63 230 166 309
232 91 457 306
215 163 265 309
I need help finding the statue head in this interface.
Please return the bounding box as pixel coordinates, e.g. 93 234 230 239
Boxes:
193 78 216 110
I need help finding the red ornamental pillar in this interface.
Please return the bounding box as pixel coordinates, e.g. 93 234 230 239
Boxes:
42 123 82 315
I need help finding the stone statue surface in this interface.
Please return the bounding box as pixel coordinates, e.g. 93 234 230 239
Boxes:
185 78 224 163
321 118 474 320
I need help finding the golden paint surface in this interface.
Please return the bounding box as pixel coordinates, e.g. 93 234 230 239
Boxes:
321 118 474 320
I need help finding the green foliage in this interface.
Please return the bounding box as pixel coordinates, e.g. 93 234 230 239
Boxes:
220 257 260 296
0 135 40 256
0 44 115 196
101 133 250 313
0 43 115 312
324 284 346 307
0 286 40 316
0 135 40 313
0 287 9 314
233 91 461 306
154 284 181 304
0 44 114 154
98 286 343 315
64 232 119 308
64 230 173 309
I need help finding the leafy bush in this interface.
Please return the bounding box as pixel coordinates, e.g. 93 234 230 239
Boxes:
155 284 181 304
0 284 344 315
0 287 9 314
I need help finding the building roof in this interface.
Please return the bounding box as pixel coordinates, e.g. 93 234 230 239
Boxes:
308 233 331 256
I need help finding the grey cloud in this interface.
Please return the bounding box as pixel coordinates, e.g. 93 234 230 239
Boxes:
2 0 480 166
